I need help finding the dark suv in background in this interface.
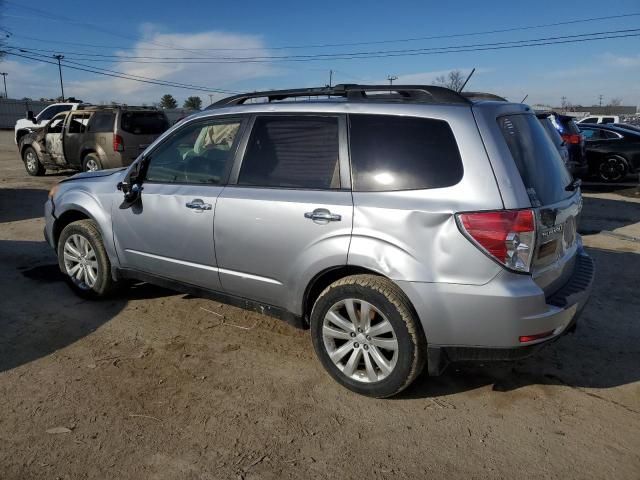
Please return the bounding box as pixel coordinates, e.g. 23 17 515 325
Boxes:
537 111 587 178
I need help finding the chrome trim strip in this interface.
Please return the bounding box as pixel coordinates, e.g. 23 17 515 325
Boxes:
125 249 283 285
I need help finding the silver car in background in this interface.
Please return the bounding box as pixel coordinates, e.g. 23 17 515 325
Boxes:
44 85 594 397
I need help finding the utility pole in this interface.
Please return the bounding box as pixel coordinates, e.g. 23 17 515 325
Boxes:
328 70 333 88
598 94 603 107
53 54 65 101
387 75 398 86
0 73 7 98
208 93 214 105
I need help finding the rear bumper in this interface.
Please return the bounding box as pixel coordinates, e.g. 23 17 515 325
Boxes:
397 249 595 353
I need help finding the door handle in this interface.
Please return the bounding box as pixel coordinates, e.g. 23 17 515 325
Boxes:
186 199 212 211
304 208 341 222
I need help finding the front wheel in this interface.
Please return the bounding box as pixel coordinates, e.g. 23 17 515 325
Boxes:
598 155 628 182
57 219 116 298
22 146 45 176
310 275 426 398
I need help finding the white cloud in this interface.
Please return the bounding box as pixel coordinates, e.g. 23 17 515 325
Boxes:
4 27 281 105
0 59 56 100
600 53 640 68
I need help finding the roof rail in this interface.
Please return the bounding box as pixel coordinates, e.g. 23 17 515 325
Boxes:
209 84 471 108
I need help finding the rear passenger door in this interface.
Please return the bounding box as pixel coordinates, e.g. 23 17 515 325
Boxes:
214 114 352 312
64 112 92 167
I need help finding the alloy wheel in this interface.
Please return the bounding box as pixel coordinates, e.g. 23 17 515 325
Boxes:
85 158 99 172
63 234 98 290
322 298 398 383
25 150 38 173
599 157 626 182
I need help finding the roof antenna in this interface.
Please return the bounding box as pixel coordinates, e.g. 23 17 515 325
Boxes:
521 94 529 103
457 68 475 93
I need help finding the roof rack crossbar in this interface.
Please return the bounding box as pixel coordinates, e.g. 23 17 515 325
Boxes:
209 84 471 108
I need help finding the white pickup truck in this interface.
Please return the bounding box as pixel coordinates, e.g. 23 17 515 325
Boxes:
14 102 82 145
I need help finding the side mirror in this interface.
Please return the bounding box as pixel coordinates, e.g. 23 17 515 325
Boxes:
27 110 36 123
118 181 143 209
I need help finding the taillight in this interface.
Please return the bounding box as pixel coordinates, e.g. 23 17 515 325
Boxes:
113 134 124 152
562 133 582 145
457 209 536 273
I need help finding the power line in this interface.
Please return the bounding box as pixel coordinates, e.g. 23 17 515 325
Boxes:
6 10 640 51
9 28 640 64
1 50 240 94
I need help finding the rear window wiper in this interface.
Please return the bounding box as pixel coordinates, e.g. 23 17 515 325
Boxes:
565 178 582 191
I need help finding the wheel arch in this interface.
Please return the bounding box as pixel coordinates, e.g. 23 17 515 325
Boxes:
52 208 92 248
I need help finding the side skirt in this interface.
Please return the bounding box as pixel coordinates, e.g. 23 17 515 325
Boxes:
115 268 307 330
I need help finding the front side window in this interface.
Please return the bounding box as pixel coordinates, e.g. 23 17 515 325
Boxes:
349 114 463 191
145 119 241 184
238 116 340 189
580 117 598 124
47 113 67 134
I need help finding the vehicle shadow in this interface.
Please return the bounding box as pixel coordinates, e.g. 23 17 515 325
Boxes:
400 247 640 398
0 188 49 223
0 239 172 374
578 195 640 235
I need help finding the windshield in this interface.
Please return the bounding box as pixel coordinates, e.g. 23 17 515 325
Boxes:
498 114 573 206
120 111 169 135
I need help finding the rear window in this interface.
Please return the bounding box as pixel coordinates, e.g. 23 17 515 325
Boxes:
120 111 169 135
498 114 572 206
349 114 463 191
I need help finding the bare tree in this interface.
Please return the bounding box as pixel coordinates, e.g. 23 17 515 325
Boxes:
607 97 622 107
433 70 465 91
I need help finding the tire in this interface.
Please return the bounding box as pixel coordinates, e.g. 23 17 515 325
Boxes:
83 153 102 172
598 155 629 183
22 146 45 176
57 219 116 299
310 274 426 398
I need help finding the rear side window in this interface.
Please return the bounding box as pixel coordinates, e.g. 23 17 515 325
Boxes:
90 112 115 133
498 114 572 206
602 117 615 124
349 114 463 191
68 113 91 134
238 116 340 189
120 111 169 135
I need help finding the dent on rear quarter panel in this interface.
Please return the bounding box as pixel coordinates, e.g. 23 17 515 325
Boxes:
348 198 502 284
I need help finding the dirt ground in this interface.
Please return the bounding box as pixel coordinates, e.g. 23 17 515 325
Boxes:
1 129 639 480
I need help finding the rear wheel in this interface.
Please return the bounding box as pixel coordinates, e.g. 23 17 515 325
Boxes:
22 146 45 176
598 155 628 182
83 153 102 172
310 274 426 398
57 219 115 298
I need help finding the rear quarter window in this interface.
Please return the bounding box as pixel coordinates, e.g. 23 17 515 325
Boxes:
498 114 572 206
349 114 463 191
120 111 169 135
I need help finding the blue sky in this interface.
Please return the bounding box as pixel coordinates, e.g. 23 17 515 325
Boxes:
1 0 639 106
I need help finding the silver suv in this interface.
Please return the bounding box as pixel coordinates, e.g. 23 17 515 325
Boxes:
44 85 595 397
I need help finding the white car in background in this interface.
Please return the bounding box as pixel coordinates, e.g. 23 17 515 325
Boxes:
14 102 82 145
577 115 620 125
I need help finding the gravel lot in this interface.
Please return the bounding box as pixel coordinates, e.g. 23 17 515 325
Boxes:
1 130 639 479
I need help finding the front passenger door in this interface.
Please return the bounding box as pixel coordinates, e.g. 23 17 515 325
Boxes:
113 116 245 290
